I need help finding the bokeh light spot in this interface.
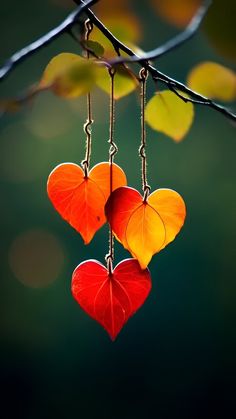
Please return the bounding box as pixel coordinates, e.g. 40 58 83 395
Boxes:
9 229 65 288
24 93 75 140
0 123 51 183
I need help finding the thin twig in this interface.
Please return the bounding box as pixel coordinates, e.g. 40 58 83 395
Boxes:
168 85 210 105
0 0 99 81
151 70 236 122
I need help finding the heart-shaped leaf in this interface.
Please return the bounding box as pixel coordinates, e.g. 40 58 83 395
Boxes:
71 258 152 340
145 90 194 142
47 162 127 244
105 186 186 269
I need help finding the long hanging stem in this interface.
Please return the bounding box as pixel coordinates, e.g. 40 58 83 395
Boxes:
139 67 151 202
82 19 94 177
106 67 117 275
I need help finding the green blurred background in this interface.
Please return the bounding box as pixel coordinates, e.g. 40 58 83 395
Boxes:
0 1 235 418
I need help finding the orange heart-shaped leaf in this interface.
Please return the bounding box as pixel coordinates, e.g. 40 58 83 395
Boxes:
71 258 152 340
47 162 127 244
105 186 186 269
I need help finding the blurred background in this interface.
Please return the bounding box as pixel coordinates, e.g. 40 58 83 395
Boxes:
0 1 235 418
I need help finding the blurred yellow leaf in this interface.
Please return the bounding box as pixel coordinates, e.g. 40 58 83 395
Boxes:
96 65 138 100
151 0 202 28
187 62 236 102
40 53 99 98
145 90 194 142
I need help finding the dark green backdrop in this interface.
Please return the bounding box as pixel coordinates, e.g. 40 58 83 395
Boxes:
0 1 235 418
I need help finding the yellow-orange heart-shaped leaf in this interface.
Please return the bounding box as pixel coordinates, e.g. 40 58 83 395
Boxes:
40 53 100 98
47 162 127 244
105 186 186 269
187 62 236 101
145 90 194 142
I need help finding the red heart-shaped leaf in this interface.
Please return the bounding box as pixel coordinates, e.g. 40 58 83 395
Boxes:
71 259 152 340
105 186 186 269
47 162 127 244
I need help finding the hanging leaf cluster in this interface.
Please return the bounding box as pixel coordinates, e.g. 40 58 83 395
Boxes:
2 1 235 341
48 159 186 339
45 30 188 339
39 15 234 339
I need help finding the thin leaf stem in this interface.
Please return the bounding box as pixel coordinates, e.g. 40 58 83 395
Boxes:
105 68 117 274
139 68 151 202
82 19 94 177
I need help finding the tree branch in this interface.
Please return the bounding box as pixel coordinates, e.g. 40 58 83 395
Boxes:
0 0 235 123
78 1 236 123
110 0 212 64
0 0 99 81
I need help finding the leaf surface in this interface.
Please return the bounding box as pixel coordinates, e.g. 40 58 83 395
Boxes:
145 90 194 142
187 62 236 101
96 65 138 100
105 187 186 269
47 162 127 244
40 53 99 98
71 258 151 340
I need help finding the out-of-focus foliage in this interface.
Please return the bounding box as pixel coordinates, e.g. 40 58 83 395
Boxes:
145 91 194 142
90 14 141 58
90 0 141 57
40 53 100 98
151 0 236 64
93 0 128 15
187 62 236 102
203 0 236 63
151 0 202 27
